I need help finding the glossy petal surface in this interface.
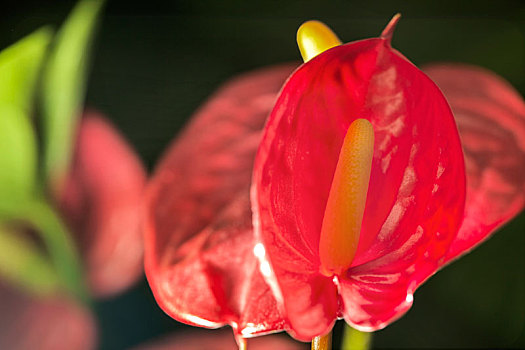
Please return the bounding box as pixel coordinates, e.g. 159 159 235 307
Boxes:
59 112 146 297
145 65 296 337
423 64 525 263
0 283 96 350
252 35 466 338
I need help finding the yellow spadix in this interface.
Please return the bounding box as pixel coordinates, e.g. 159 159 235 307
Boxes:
319 119 375 276
296 20 342 62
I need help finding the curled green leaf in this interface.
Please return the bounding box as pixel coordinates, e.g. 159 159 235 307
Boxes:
0 105 37 200
0 27 53 113
0 28 52 201
42 0 105 190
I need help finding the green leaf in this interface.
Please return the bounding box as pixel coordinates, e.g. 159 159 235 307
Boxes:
0 198 89 303
0 28 52 200
0 105 37 200
0 27 53 113
0 225 60 296
42 0 105 189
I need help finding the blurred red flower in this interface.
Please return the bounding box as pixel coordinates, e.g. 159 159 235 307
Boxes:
0 282 96 350
58 111 147 297
1 110 145 349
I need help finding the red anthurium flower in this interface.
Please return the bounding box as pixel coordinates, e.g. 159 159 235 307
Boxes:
144 65 296 339
58 111 146 297
0 282 96 350
423 63 525 263
145 15 525 345
251 16 520 341
132 329 306 350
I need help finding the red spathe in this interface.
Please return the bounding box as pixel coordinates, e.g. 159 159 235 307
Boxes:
144 65 297 337
423 64 525 263
251 27 467 339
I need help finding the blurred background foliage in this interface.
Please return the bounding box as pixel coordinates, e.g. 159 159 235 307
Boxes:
1 0 524 349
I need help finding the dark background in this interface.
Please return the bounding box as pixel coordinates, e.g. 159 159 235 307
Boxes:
2 0 524 349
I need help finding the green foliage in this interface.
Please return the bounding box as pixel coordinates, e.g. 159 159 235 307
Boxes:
0 27 52 112
0 105 37 200
0 28 51 201
42 0 105 189
0 0 105 302
0 198 88 302
0 225 60 295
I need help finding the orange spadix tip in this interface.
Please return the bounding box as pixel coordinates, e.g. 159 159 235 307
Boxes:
297 20 342 62
319 119 375 276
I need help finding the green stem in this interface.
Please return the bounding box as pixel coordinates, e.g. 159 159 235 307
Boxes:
0 197 89 303
341 324 372 350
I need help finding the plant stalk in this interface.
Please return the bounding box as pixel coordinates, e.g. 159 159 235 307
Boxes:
312 331 332 350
